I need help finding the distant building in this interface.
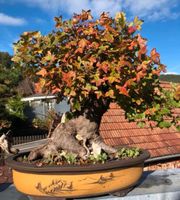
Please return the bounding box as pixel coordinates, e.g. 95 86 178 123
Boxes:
21 94 69 120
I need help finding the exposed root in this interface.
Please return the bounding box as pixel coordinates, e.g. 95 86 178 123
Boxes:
28 115 117 161
0 131 19 154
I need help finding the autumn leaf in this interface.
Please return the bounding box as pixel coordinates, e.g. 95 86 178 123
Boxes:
75 47 83 54
105 89 115 98
145 107 156 115
138 46 147 60
115 12 126 27
103 31 114 42
124 78 136 87
116 85 129 96
152 69 161 76
174 85 180 100
43 51 56 62
81 10 93 21
133 16 143 30
128 40 138 50
107 76 118 84
70 90 76 96
62 71 76 87
136 71 145 82
137 34 146 48
89 56 97 63
54 16 63 28
34 82 42 94
36 68 48 77
52 87 61 94
93 78 104 87
128 26 137 34
34 78 46 93
78 39 90 49
97 62 109 73
150 48 160 63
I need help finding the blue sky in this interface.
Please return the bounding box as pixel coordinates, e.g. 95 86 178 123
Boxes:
0 0 180 74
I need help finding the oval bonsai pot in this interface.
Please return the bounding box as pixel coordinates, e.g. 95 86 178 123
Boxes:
6 149 150 198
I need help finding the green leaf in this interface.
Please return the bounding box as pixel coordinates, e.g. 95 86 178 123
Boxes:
159 108 170 115
158 121 171 128
176 125 180 132
137 121 145 128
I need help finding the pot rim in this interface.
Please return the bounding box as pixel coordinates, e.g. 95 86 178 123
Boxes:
6 149 150 173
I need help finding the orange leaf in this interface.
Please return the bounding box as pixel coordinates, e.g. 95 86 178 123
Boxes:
62 71 75 87
129 40 138 50
52 87 61 94
95 79 104 86
138 46 147 60
34 78 45 93
137 34 146 48
78 39 90 49
150 48 160 63
97 62 109 73
34 82 42 94
75 47 83 54
36 68 48 77
116 85 129 96
136 71 145 82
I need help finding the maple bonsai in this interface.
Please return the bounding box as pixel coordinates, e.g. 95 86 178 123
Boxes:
12 11 179 162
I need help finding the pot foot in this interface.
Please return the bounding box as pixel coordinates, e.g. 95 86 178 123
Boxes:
110 187 133 197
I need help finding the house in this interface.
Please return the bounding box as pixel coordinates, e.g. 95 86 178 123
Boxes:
16 78 69 120
21 94 69 120
100 82 180 170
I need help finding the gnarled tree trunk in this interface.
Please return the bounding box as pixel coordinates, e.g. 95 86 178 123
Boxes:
28 98 117 161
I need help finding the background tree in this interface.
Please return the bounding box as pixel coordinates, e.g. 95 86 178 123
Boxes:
0 51 25 133
12 11 180 161
160 74 180 83
0 51 12 68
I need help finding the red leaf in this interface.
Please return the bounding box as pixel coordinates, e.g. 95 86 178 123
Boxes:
116 85 129 96
128 26 137 34
150 48 160 63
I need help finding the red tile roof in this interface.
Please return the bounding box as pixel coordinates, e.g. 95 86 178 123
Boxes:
100 82 180 158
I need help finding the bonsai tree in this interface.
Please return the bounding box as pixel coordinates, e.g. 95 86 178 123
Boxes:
12 11 179 162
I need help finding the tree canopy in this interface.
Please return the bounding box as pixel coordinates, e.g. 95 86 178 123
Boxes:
12 11 180 129
0 51 25 131
0 51 12 68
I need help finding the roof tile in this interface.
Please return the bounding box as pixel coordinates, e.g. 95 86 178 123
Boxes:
100 83 180 158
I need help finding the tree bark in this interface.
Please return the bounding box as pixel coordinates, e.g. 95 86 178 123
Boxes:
28 99 117 161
